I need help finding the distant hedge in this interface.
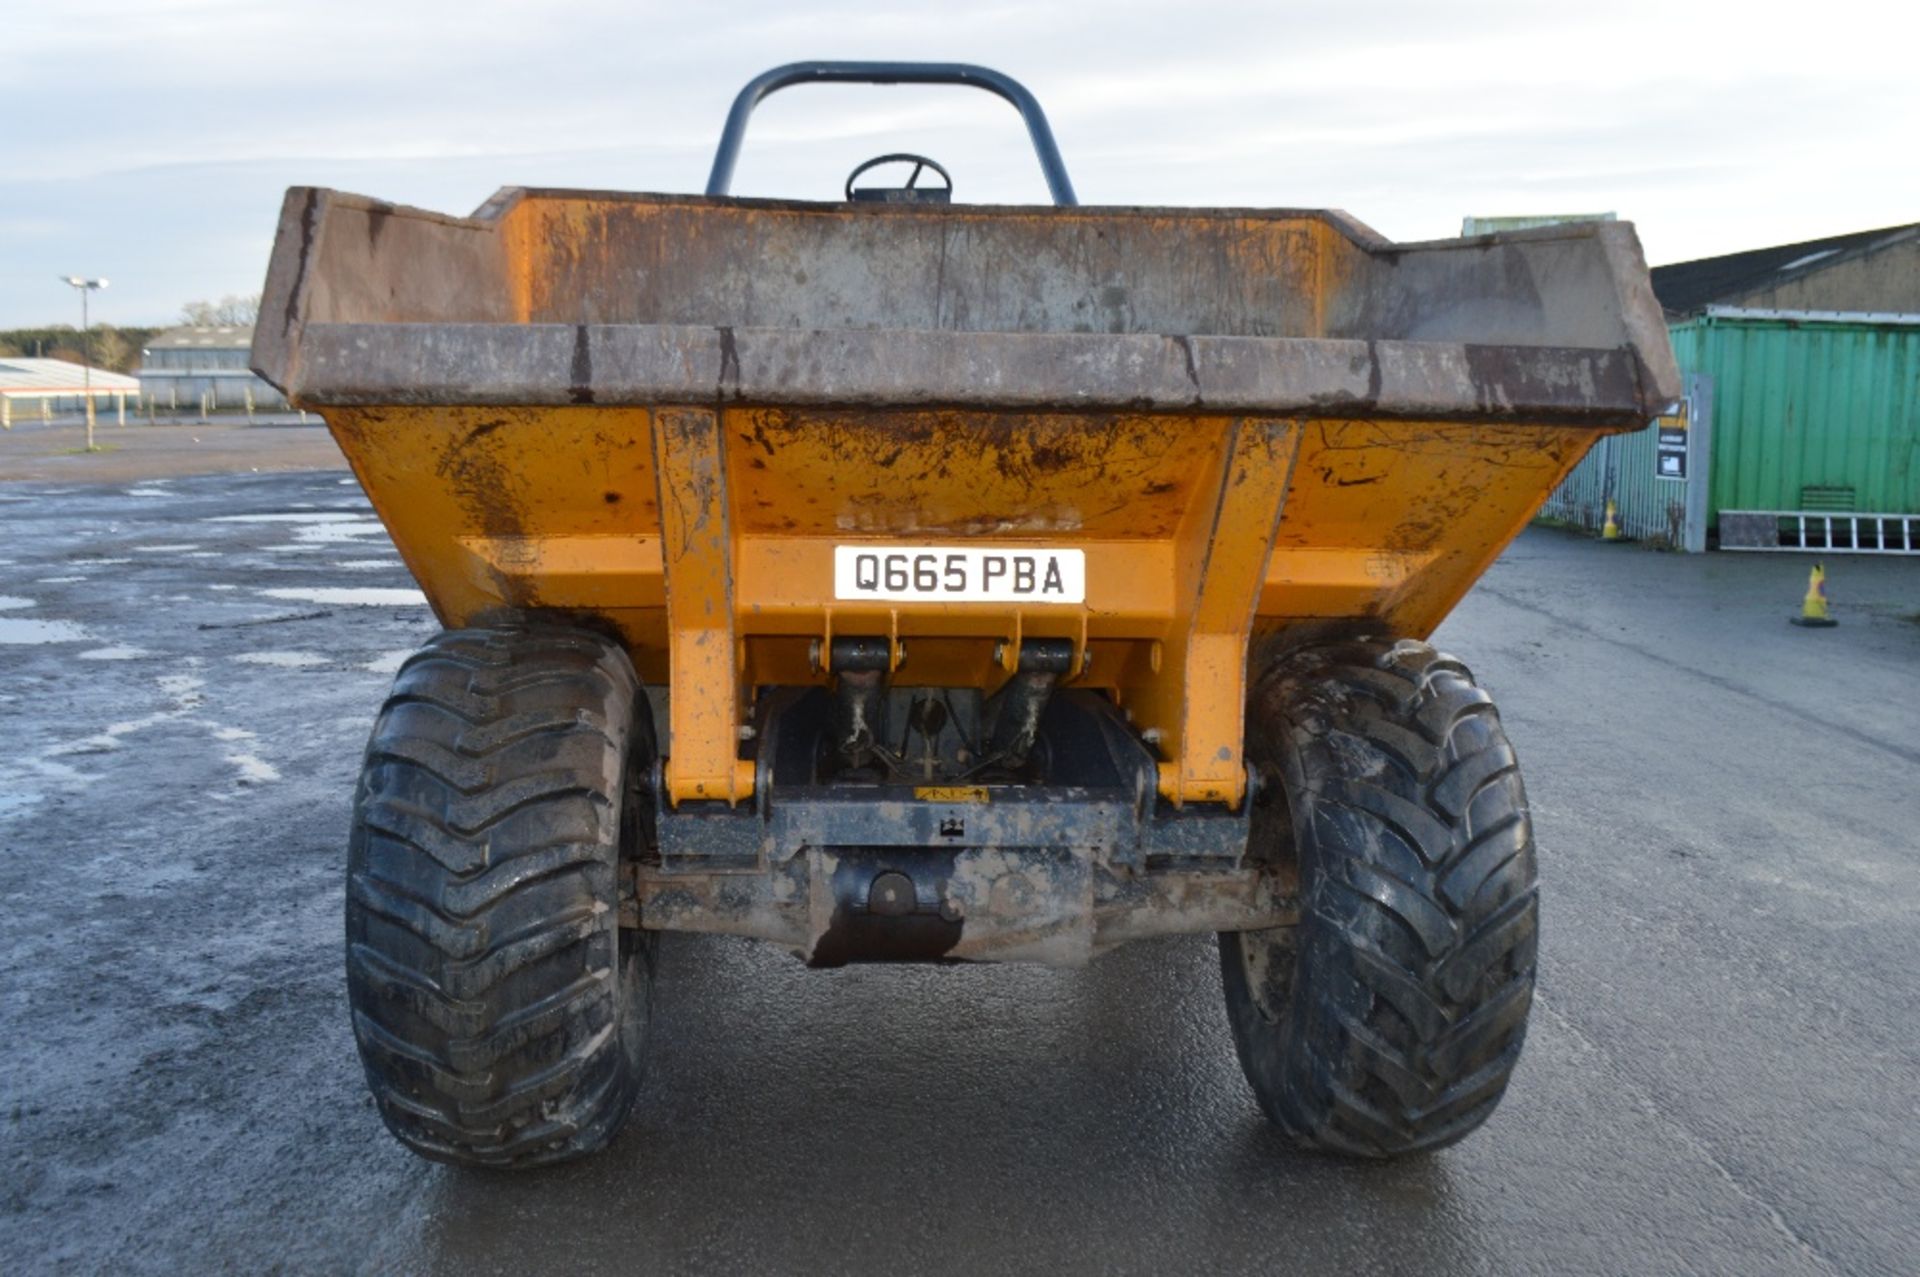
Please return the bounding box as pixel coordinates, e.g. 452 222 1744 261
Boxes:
0 326 166 375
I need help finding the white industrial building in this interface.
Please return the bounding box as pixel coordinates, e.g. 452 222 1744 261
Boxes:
0 357 142 428
138 326 288 412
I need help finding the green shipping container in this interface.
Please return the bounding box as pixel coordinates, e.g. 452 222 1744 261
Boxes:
1672 310 1920 525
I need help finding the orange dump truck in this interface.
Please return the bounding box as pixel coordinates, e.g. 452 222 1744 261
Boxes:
253 62 1679 1168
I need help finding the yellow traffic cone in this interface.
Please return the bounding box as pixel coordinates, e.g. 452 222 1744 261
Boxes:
1790 562 1838 627
1601 499 1622 541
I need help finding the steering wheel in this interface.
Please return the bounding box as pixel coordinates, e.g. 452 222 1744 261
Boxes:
844 153 953 203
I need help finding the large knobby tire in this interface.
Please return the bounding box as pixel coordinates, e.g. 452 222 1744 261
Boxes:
1221 638 1538 1157
345 624 654 1168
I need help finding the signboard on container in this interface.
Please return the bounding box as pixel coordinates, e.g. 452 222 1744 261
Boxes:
1655 399 1689 482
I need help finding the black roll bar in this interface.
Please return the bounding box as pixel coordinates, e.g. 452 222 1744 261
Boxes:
704 60 1078 206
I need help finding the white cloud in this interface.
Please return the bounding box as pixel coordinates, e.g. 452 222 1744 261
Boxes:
3 0 1916 325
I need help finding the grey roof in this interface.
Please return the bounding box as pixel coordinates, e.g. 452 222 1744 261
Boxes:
147 325 255 350
1651 224 1920 315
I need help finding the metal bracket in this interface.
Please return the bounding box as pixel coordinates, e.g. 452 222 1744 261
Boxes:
651 406 755 805
1124 418 1302 807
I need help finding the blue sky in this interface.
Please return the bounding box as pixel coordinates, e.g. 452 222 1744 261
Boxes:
3 0 1916 328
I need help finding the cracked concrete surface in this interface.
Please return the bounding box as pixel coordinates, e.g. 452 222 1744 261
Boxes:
1 468 1916 1274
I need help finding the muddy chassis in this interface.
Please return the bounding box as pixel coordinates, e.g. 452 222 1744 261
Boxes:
636 634 1288 967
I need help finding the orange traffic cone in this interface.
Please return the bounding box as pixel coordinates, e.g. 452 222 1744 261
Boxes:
1790 562 1837 627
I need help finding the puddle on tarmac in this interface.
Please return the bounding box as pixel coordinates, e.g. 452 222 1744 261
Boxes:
233 651 329 668
259 587 426 607
294 522 387 544
227 752 281 783
208 512 368 524
363 649 414 675
79 647 151 661
0 618 91 644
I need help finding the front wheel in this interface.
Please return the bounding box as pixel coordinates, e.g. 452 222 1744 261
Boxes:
1222 638 1538 1157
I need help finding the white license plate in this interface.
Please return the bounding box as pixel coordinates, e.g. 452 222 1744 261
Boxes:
833 546 1085 603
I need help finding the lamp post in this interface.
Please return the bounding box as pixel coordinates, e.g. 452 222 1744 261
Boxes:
60 275 108 452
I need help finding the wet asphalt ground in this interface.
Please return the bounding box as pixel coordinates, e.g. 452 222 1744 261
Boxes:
2 468 1917 1275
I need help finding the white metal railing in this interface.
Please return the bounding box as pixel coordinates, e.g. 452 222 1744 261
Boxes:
1720 510 1920 554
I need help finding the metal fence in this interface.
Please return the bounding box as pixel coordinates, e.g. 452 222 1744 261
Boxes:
1539 373 1712 550
138 369 288 412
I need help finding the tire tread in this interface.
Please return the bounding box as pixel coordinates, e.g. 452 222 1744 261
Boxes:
346 623 649 1169
1223 638 1538 1158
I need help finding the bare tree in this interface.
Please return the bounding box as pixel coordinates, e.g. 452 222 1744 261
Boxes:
90 326 130 372
217 294 262 325
179 294 263 327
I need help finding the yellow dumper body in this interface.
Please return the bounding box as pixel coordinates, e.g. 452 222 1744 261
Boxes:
257 192 1675 812
277 63 1681 1169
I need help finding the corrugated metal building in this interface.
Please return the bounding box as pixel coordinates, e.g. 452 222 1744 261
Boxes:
1541 223 1920 551
138 326 289 411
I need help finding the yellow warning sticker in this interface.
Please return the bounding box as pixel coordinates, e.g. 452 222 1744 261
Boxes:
913 786 990 803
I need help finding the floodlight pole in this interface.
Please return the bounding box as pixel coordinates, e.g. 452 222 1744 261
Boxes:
81 286 91 449
60 275 108 452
